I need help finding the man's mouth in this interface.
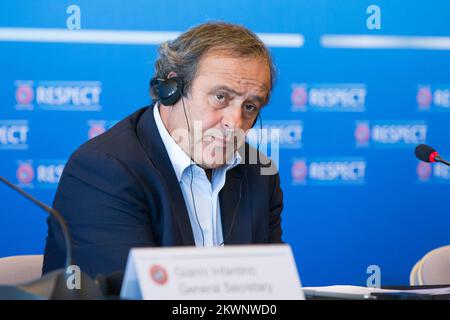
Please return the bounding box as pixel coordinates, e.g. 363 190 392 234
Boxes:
207 136 238 147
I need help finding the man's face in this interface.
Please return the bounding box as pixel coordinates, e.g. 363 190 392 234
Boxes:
165 51 271 169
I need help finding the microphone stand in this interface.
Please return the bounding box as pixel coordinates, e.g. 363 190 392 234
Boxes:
0 175 104 300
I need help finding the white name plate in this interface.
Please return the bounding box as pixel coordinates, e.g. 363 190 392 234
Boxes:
120 244 304 300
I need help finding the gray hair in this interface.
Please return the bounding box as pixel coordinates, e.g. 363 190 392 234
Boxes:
150 22 276 102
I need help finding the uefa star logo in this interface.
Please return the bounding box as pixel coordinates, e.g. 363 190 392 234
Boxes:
355 122 371 146
16 163 34 185
88 124 106 139
417 162 432 181
291 160 308 183
417 87 432 110
15 84 34 105
291 86 308 111
149 265 168 285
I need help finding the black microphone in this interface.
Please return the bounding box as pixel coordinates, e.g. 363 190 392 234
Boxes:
0 175 72 268
415 144 450 166
0 175 103 299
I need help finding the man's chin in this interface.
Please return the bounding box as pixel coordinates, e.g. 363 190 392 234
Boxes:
197 154 235 169
198 159 227 169
195 145 236 169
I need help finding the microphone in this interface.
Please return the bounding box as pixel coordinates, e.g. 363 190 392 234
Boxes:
415 144 450 166
0 175 103 299
0 175 72 268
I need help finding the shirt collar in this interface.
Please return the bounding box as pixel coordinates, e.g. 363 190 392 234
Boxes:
153 103 242 182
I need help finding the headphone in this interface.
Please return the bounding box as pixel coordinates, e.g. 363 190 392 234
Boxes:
150 77 184 106
150 76 261 246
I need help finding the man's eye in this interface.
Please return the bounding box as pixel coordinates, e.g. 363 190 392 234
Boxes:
216 93 226 102
244 104 257 113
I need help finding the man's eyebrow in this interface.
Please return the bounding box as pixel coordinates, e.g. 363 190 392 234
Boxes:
209 85 268 105
209 85 240 96
249 94 267 106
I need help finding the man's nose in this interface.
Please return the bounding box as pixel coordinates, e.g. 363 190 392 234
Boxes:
222 103 243 131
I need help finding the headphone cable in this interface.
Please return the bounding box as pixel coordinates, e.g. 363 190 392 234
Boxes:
180 95 205 247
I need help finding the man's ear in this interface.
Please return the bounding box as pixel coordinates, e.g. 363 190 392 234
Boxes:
167 71 178 79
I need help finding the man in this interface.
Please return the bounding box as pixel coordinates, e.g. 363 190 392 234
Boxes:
43 22 283 278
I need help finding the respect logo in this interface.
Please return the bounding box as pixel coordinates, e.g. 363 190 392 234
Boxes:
417 85 450 112
291 83 367 112
0 120 29 150
355 121 427 148
15 80 102 111
292 158 366 185
15 159 66 189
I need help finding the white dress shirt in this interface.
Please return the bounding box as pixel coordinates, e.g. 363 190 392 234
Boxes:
153 104 242 246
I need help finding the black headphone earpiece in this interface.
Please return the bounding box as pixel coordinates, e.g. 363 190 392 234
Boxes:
150 76 184 106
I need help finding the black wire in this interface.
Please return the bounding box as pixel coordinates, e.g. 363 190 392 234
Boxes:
0 175 72 268
180 95 205 247
257 113 262 154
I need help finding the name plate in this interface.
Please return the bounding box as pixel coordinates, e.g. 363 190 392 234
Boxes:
120 244 304 300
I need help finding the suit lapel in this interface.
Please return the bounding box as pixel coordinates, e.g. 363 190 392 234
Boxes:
136 105 195 246
219 165 253 244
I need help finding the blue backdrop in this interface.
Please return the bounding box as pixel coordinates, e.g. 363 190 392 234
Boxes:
1 0 450 287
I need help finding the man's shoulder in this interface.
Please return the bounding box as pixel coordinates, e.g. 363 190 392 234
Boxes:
62 105 161 184
69 106 156 166
75 106 149 157
59 105 158 196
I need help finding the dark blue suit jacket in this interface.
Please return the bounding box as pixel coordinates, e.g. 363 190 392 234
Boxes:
42 105 283 278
